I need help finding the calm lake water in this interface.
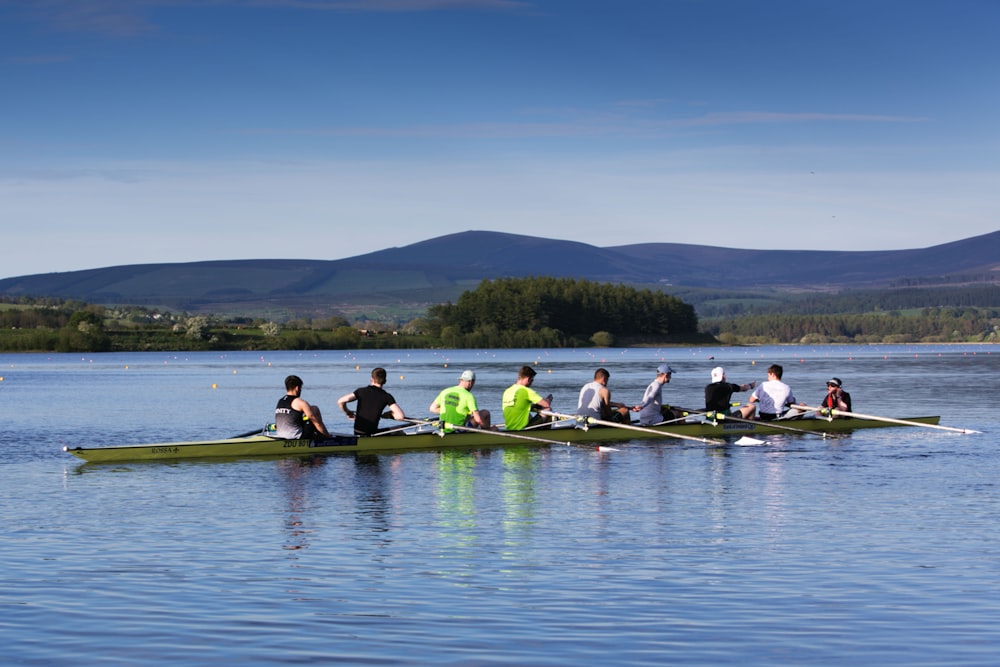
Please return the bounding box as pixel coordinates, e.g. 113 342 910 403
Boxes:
2 345 998 666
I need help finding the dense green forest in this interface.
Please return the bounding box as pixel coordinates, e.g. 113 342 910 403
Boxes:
2 281 999 352
423 277 701 347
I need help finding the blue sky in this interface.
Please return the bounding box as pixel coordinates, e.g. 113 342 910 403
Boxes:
2 0 998 279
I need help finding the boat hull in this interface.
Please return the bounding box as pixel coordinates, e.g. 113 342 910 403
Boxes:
63 415 942 463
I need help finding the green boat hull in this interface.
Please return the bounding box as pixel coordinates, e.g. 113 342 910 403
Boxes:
63 415 942 463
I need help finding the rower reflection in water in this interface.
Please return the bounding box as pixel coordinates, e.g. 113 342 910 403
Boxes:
277 456 327 553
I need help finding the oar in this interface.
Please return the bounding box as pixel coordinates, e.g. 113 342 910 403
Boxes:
232 426 266 438
541 410 718 445
368 421 422 437
405 418 617 451
649 412 698 426
792 405 980 435
678 407 835 439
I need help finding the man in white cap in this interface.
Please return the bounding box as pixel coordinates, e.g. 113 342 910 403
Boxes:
430 369 492 431
633 364 675 425
704 367 755 416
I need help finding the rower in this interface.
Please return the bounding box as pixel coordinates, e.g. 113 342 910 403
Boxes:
337 367 407 435
275 375 330 440
819 377 852 415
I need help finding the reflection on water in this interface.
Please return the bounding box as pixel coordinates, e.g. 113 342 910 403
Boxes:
277 456 327 552
436 449 479 538
500 447 536 543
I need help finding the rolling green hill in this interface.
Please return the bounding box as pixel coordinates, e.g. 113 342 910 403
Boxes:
1 230 997 321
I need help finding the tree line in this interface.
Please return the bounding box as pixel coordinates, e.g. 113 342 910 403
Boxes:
695 285 1000 318
3 280 999 352
0 278 702 352
704 307 1000 344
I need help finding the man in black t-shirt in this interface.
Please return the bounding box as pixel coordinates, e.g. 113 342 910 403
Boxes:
337 367 407 435
704 366 755 415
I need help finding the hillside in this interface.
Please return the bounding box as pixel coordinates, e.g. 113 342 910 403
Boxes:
1 230 998 319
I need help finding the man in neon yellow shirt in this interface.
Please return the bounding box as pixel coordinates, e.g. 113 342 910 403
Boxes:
502 365 553 430
430 370 492 431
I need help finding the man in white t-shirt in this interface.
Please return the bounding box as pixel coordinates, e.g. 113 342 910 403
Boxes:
742 364 796 420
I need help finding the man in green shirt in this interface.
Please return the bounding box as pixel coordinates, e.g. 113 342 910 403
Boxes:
501 365 553 431
430 370 492 431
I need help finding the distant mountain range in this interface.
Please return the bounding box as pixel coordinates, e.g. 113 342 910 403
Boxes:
2 230 998 319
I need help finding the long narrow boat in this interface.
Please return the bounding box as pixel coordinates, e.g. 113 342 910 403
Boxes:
63 415 942 463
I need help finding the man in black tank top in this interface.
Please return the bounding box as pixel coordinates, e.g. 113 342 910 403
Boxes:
275 375 330 440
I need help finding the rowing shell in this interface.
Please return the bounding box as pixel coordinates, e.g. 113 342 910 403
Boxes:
62 415 942 463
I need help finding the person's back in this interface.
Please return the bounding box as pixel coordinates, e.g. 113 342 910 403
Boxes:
436 385 475 427
352 384 395 435
756 379 793 417
577 380 604 419
502 366 550 431
577 368 627 422
275 375 329 439
275 393 305 438
705 381 740 413
430 370 489 430
705 367 755 414
337 367 406 436
745 364 796 420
